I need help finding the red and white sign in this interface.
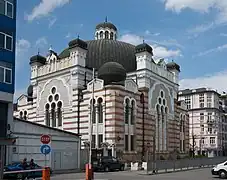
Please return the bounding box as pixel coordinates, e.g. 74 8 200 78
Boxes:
40 134 51 144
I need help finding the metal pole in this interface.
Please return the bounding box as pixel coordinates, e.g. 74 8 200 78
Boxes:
77 90 80 135
89 68 95 166
142 100 145 160
0 145 4 180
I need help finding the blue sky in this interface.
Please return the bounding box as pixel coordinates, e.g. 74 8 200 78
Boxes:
15 0 227 98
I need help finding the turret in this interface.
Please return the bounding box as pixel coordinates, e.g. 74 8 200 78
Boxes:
69 37 88 89
166 60 180 84
29 54 46 79
95 17 118 40
68 36 88 67
135 42 153 71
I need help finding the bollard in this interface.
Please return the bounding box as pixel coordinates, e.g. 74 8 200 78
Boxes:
42 167 50 180
85 163 94 180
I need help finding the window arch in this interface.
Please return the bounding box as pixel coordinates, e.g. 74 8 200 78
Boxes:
19 111 23 119
110 32 114 40
24 111 27 120
90 99 96 123
57 101 62 127
105 31 109 39
100 31 103 39
130 100 135 125
51 103 56 127
97 98 103 123
124 98 130 124
45 103 50 127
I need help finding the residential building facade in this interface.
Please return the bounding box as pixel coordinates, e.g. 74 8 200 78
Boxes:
14 19 188 160
0 0 17 178
178 88 223 157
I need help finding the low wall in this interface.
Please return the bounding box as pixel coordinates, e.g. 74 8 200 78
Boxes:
147 157 226 173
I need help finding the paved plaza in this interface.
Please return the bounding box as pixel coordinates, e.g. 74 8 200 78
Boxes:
49 168 218 180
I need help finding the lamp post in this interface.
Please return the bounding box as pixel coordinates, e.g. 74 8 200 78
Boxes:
77 89 83 135
140 93 145 161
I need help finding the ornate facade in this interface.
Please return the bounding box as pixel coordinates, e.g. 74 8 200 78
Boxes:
14 19 189 160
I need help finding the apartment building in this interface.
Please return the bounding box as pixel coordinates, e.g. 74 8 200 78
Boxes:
178 88 223 157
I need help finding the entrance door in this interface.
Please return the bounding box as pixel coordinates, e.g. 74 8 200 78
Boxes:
53 152 61 170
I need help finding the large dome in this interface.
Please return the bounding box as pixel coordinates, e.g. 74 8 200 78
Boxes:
58 39 136 72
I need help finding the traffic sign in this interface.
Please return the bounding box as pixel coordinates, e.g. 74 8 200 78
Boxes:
40 135 51 144
40 144 51 155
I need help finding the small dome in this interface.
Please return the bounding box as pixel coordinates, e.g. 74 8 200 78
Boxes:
29 54 46 65
98 62 126 85
96 22 117 31
68 37 88 50
135 43 153 55
166 61 180 72
27 85 33 97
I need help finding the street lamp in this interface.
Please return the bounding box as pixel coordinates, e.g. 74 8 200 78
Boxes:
140 93 145 161
77 89 83 135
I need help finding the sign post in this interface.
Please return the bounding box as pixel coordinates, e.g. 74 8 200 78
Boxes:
40 135 51 167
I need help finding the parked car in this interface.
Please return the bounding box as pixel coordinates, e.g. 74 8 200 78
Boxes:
211 160 227 179
93 156 125 172
3 161 52 179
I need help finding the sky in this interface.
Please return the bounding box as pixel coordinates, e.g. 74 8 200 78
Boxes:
15 0 227 99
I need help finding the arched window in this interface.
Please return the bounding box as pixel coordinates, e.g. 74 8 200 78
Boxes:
90 99 96 123
124 98 130 124
183 115 185 133
156 105 160 151
19 111 23 119
130 100 135 125
100 31 103 39
180 114 183 132
51 103 56 127
96 32 98 39
97 98 103 123
45 104 50 127
57 101 62 127
110 32 114 40
105 31 109 39
24 111 27 120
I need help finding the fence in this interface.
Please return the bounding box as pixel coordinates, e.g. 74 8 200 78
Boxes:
147 157 226 173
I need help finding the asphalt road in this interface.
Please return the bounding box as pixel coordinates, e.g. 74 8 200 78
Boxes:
49 168 219 180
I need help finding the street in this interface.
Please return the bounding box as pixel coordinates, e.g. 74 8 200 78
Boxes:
49 168 218 180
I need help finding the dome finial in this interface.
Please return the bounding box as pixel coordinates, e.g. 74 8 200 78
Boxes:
49 44 52 51
37 48 40 55
105 16 108 22
77 34 80 39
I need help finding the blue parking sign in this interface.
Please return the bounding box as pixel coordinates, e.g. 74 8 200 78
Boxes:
40 144 51 155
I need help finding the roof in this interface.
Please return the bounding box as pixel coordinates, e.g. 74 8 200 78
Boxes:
135 43 153 55
59 39 136 73
96 22 117 31
178 88 220 96
98 61 126 85
14 117 80 137
30 54 46 65
166 61 180 72
68 38 88 50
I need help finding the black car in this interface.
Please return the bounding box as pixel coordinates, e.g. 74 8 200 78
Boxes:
93 156 125 172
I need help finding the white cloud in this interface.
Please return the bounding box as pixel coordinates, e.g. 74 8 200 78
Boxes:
162 0 227 33
196 44 227 57
65 32 71 39
188 22 214 33
35 37 48 48
48 17 57 28
16 39 31 56
119 34 182 59
220 33 227 37
26 0 71 21
180 70 227 92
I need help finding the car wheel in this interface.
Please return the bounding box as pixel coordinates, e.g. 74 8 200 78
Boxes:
120 165 125 171
219 170 227 179
104 166 109 172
